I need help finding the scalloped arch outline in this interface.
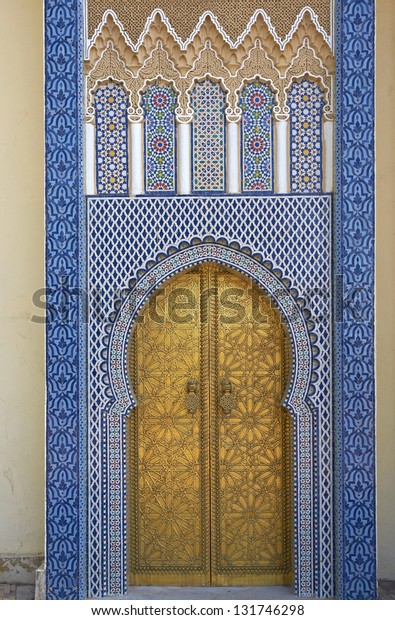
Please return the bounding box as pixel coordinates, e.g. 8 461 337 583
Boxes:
102 239 318 596
104 240 317 416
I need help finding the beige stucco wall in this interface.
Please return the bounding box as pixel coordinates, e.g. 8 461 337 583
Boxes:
0 0 394 581
376 0 395 580
0 0 44 557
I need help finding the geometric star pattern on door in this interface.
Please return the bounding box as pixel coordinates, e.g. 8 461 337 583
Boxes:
128 264 291 585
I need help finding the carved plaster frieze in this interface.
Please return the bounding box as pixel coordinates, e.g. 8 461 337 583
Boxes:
85 10 335 123
86 12 333 77
183 43 232 121
87 5 332 52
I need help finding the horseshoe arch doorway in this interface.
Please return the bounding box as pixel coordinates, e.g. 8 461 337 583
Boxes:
126 262 293 586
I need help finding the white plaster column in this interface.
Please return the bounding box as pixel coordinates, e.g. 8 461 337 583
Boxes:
85 122 96 195
274 118 289 194
130 120 144 195
227 120 240 193
323 120 334 193
177 121 192 194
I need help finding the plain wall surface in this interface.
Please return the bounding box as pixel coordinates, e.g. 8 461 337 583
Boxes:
0 0 394 581
376 0 395 580
0 0 44 555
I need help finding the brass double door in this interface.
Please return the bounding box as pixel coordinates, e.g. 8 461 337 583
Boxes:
128 263 291 586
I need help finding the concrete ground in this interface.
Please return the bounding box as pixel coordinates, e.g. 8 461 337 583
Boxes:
105 581 395 601
0 584 35 600
378 581 395 600
107 586 300 600
1 581 394 600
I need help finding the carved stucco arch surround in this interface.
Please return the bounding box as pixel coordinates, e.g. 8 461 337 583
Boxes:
105 242 318 596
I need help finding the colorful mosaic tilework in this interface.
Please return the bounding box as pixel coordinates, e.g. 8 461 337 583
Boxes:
288 79 324 193
191 80 226 192
95 82 129 195
143 82 176 192
240 81 274 192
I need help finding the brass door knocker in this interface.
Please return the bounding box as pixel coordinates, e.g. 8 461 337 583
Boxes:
185 379 199 414
220 379 236 414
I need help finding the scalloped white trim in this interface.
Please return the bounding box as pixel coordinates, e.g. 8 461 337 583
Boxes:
87 7 331 58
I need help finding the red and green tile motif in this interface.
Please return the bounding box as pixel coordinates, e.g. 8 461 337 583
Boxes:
241 81 274 192
143 83 176 192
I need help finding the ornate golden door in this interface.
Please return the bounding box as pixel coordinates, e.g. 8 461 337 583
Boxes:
128 263 291 586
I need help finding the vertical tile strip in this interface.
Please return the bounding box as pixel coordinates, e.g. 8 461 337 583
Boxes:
240 81 274 192
143 83 176 192
335 0 376 599
95 83 129 195
45 0 84 599
288 79 325 193
191 81 226 192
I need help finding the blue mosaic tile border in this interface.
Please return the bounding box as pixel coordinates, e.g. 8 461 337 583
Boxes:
334 0 376 600
45 0 85 599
